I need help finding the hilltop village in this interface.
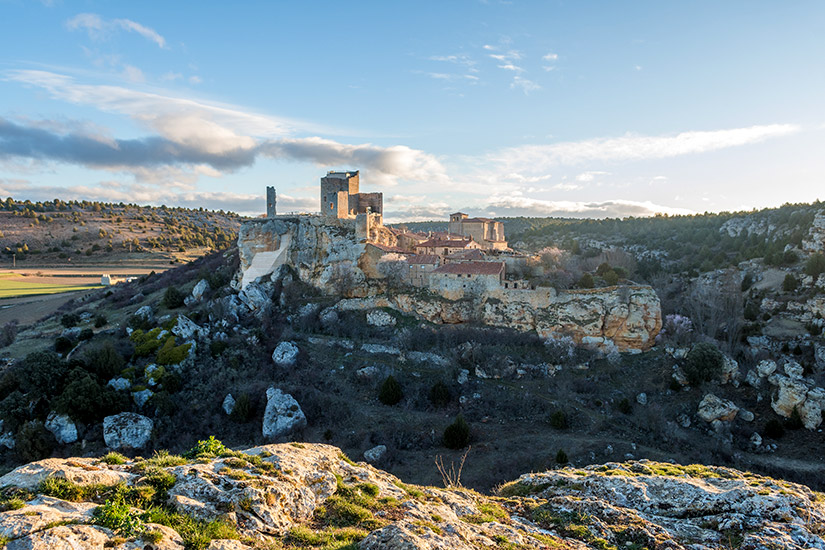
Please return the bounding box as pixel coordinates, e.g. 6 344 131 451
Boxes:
239 170 662 352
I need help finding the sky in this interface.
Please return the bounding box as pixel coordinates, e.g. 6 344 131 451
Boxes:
0 1 824 222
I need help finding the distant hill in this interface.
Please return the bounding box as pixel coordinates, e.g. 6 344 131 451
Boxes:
0 198 242 268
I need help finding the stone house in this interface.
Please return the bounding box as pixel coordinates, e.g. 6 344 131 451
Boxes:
429 261 505 298
415 237 483 257
444 249 485 263
320 171 383 220
448 212 507 250
405 254 440 287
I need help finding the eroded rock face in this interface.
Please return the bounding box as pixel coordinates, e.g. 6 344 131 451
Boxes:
103 412 153 450
0 458 134 491
262 388 306 439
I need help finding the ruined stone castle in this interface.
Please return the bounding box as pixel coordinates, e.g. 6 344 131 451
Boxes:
238 170 662 351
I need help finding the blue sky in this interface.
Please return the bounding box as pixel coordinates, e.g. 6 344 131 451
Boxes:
1 1 823 221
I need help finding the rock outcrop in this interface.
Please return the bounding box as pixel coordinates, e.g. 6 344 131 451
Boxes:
261 388 306 439
102 412 153 450
1 444 823 550
270 341 299 368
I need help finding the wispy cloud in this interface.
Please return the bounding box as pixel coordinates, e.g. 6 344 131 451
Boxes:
66 13 167 48
511 76 540 94
575 171 610 182
489 124 801 170
542 52 559 71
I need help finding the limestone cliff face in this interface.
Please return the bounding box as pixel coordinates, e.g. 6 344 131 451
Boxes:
238 216 368 295
238 217 662 352
335 285 662 352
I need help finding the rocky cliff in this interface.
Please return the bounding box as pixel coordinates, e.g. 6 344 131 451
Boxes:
237 217 662 352
1 443 822 550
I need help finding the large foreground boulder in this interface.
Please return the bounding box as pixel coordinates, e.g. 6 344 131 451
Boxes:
271 341 299 367
103 412 153 449
262 388 306 439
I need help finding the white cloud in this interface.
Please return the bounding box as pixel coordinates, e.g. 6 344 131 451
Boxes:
553 182 582 191
188 75 203 85
575 171 610 182
121 65 145 83
490 124 801 171
497 64 524 72
510 76 541 94
483 195 694 218
542 53 559 61
66 13 167 48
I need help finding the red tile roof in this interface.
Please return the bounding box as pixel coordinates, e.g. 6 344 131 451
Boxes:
417 238 475 249
367 243 412 254
407 254 440 265
433 261 504 276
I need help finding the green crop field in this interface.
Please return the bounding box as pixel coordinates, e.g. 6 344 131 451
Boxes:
0 273 100 299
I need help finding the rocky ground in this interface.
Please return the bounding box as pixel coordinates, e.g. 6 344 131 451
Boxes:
1 441 824 550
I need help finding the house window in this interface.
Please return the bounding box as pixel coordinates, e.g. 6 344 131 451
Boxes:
504 283 508 288
329 203 334 210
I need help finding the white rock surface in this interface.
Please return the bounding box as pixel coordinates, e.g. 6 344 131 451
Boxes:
757 359 778 377
134 305 153 321
222 394 235 415
133 388 154 407
192 279 210 301
103 412 153 449
173 315 205 341
636 393 648 405
366 310 396 327
107 377 130 391
44 412 78 445
363 445 387 463
697 394 739 423
272 341 300 367
262 388 307 439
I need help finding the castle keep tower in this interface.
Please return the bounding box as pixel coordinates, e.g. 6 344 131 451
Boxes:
320 170 383 219
266 186 277 218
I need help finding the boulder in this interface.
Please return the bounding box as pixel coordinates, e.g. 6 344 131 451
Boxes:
319 308 339 328
172 315 205 341
356 366 381 380
457 369 469 384
361 343 402 356
366 310 396 327
757 359 777 378
475 358 516 379
636 393 648 406
0 420 15 449
107 377 130 391
60 327 81 341
133 388 154 407
272 341 300 367
770 375 808 418
720 355 740 385
238 284 269 311
783 360 805 379
364 445 387 464
134 305 153 321
750 433 762 447
799 387 825 430
192 279 210 301
103 412 153 450
222 394 235 415
0 460 133 491
407 351 450 367
697 394 739 423
745 369 761 388
44 412 78 445
207 541 248 550
262 388 307 439
739 410 755 422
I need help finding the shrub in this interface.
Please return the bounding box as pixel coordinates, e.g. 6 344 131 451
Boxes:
83 342 125 379
603 269 619 286
378 375 403 406
15 421 56 462
616 398 633 415
782 273 799 292
229 393 252 422
79 328 94 341
555 449 568 464
163 286 185 309
156 338 191 366
595 262 612 276
764 419 785 439
94 314 108 328
185 436 228 459
55 336 74 354
54 369 128 424
577 273 594 289
549 410 568 430
683 342 725 386
0 321 18 348
443 415 470 449
805 253 825 278
94 498 144 537
428 381 450 407
787 407 804 430
60 313 80 328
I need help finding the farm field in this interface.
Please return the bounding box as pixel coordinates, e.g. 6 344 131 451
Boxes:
0 272 100 299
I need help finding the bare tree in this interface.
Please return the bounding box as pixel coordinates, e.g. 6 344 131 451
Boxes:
329 262 357 297
682 269 743 352
377 253 408 292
